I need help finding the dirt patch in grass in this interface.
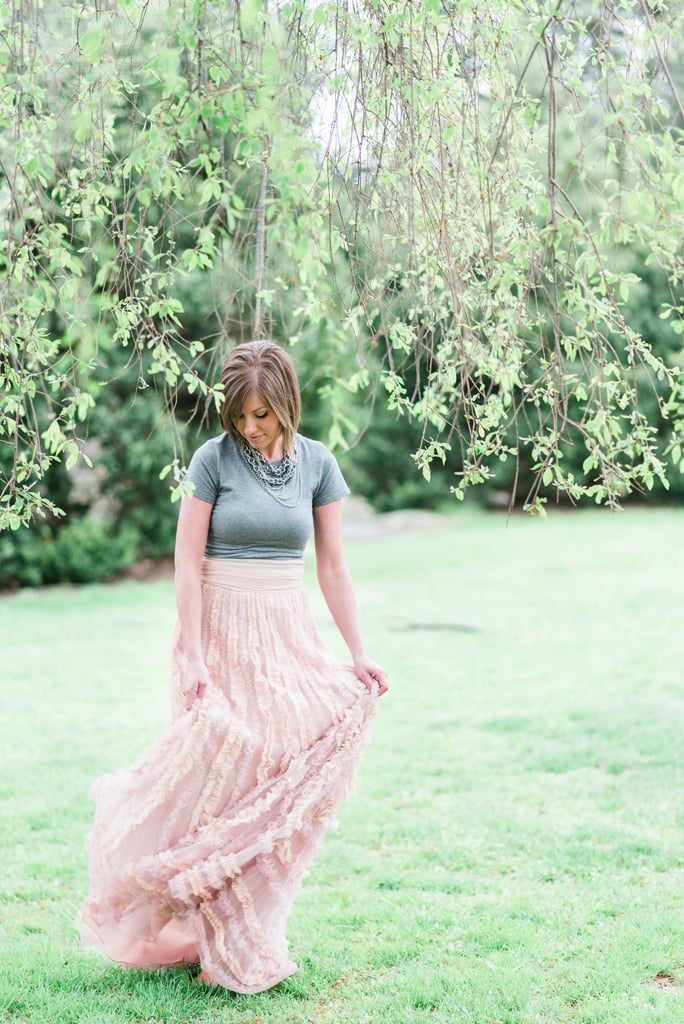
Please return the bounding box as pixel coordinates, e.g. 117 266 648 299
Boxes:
652 971 682 992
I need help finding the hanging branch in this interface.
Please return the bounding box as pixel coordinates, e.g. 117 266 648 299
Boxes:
3 0 684 528
253 155 269 341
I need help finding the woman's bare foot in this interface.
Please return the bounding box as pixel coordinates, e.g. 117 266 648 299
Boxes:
195 970 216 986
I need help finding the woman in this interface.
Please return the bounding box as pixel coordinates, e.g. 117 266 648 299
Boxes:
79 340 388 994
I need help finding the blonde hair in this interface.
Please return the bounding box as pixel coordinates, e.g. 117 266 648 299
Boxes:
219 340 301 457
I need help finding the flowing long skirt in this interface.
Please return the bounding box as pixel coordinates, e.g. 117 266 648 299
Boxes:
79 558 378 994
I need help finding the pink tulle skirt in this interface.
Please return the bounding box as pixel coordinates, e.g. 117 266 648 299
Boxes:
79 558 378 994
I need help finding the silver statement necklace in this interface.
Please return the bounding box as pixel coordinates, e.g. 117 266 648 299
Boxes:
238 440 301 507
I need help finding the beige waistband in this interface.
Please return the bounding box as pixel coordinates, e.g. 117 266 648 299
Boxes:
201 558 305 592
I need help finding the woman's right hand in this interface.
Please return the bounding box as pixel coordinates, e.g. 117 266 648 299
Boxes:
181 658 212 710
174 494 214 712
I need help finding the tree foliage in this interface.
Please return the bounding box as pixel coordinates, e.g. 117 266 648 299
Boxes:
2 0 684 535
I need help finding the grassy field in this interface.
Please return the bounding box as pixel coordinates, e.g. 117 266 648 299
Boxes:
1 507 683 1024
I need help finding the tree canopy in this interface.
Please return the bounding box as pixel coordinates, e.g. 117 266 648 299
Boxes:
2 0 684 534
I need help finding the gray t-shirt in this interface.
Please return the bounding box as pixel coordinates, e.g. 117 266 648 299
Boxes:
184 433 350 560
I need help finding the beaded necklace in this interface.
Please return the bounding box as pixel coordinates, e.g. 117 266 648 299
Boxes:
238 439 301 507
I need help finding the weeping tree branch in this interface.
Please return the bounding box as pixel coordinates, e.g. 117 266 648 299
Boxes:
253 154 269 340
2 0 684 528
639 0 684 125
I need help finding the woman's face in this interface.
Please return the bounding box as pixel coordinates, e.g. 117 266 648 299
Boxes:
236 391 283 459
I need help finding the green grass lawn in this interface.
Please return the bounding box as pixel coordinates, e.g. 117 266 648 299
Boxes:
1 507 683 1024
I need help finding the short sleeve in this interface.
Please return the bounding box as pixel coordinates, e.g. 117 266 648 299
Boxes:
185 440 220 505
312 446 351 507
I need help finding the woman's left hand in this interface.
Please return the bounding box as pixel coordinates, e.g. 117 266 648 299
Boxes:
353 655 389 697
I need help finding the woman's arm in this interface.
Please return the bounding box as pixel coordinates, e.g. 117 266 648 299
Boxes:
174 494 214 708
313 500 388 696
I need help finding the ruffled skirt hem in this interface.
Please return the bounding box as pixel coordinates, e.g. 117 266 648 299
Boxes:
79 562 377 993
